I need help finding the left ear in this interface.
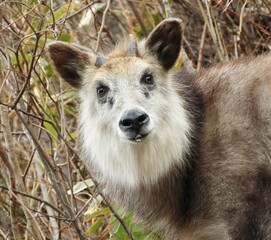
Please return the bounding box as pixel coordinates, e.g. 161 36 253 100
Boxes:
48 41 94 88
145 18 182 71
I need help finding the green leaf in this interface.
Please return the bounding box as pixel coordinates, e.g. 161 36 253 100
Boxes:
26 17 41 35
11 52 32 67
58 33 71 42
44 64 53 78
66 130 78 142
43 119 58 140
85 217 105 236
85 207 111 222
113 224 131 240
47 4 70 25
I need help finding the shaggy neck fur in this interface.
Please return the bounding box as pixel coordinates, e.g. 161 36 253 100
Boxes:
79 71 203 235
111 72 203 236
79 75 196 188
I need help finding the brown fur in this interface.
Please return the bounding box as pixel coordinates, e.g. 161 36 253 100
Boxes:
49 19 271 239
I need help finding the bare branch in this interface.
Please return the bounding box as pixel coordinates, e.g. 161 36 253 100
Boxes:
14 108 87 240
127 0 148 37
95 0 111 53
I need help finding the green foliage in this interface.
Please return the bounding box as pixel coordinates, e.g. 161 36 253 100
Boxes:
59 33 72 42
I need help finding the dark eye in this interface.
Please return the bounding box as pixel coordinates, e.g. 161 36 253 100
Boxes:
96 85 109 98
141 73 154 86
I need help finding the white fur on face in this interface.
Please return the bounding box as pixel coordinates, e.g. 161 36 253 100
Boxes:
78 58 192 188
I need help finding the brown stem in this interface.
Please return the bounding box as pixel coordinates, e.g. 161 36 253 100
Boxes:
15 108 87 240
0 185 63 215
127 0 148 37
213 0 271 36
95 0 111 53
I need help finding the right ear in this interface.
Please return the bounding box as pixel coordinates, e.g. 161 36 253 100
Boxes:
48 42 94 88
145 18 182 71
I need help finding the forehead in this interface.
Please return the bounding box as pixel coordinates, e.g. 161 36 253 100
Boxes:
94 57 152 80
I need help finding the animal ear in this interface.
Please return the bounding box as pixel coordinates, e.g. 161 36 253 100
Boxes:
48 42 94 88
145 18 182 71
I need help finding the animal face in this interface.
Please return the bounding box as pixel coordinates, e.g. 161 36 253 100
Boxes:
49 19 191 187
82 57 159 144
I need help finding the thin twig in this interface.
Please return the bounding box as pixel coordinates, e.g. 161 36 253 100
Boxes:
197 23 207 71
46 117 136 239
12 33 41 108
213 0 271 36
127 0 148 37
58 0 72 37
0 106 25 239
7 186 46 239
117 0 135 35
12 104 135 240
95 0 111 53
161 0 173 18
0 229 7 239
0 185 63 216
0 3 38 33
14 108 87 240
65 1 100 21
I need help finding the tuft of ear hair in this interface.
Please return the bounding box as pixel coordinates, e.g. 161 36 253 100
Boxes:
145 18 182 71
48 42 93 88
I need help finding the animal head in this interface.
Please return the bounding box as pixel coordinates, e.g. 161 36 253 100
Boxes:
49 19 192 188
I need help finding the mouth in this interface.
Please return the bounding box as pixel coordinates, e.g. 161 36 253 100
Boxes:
128 132 150 143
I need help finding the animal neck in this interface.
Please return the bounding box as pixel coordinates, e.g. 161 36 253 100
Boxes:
105 74 204 234
106 158 195 236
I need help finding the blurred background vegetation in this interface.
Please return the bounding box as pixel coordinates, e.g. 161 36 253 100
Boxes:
0 0 270 239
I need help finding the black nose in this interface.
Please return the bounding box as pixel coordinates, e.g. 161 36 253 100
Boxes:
119 109 150 133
